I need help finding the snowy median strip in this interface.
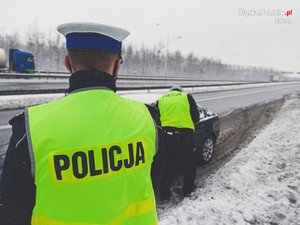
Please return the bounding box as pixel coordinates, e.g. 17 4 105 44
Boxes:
0 124 11 130
159 94 300 225
0 93 65 110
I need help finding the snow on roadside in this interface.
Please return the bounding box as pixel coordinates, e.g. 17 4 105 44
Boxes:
121 93 161 104
0 92 161 110
159 94 300 225
0 93 65 110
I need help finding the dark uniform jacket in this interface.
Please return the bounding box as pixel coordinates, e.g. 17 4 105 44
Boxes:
0 71 164 225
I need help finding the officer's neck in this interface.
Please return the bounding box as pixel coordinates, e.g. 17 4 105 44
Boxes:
68 70 116 93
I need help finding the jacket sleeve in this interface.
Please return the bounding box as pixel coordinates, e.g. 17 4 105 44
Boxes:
155 100 160 117
0 113 35 225
187 94 200 124
145 104 164 192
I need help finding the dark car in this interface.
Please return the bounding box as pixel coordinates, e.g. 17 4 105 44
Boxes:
151 100 220 165
194 104 220 165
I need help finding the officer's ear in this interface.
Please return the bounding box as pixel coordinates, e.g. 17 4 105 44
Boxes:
64 55 73 73
112 58 122 80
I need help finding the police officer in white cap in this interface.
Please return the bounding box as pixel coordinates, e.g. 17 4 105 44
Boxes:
1 22 163 225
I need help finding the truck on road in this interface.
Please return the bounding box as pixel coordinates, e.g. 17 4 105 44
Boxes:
0 48 35 73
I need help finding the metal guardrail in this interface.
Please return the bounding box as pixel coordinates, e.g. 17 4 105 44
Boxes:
0 82 264 95
0 72 246 82
0 71 282 96
0 72 69 79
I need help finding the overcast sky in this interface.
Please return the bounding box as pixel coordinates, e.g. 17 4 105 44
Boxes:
1 0 299 72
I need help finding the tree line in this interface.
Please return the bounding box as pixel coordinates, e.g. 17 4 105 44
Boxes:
0 30 281 82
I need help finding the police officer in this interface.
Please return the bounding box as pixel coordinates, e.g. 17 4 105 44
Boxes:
157 86 199 201
0 22 163 225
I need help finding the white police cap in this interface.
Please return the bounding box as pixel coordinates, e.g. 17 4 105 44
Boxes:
170 85 184 92
57 22 130 53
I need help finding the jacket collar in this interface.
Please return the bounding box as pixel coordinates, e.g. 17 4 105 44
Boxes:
68 70 116 93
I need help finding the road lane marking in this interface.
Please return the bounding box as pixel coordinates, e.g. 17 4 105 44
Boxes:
0 125 11 130
196 85 299 101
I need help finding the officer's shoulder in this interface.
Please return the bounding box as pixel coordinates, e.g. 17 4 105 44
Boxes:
9 112 25 125
145 103 158 114
187 93 196 100
145 103 161 126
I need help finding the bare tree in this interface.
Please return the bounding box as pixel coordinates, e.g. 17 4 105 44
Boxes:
0 28 281 81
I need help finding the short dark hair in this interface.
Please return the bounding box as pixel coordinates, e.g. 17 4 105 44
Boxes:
68 50 119 71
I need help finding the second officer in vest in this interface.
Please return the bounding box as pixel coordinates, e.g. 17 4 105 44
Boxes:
1 23 164 225
157 86 199 201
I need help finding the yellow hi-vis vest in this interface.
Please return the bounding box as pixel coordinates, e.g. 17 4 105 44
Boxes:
25 88 158 225
158 91 195 131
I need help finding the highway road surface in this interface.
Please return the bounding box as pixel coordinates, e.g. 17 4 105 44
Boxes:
1 81 300 156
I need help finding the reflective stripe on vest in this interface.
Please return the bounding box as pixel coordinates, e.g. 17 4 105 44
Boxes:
31 198 157 225
158 91 195 131
26 88 157 225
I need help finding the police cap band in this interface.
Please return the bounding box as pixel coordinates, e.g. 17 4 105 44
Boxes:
57 22 130 53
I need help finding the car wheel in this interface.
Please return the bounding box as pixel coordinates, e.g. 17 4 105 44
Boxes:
198 135 215 165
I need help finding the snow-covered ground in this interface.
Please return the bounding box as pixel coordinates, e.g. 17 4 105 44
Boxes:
159 94 300 225
0 92 159 110
0 91 164 110
0 93 65 110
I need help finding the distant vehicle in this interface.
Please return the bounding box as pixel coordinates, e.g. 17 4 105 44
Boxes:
194 104 220 164
269 75 280 82
0 48 35 73
9 49 35 73
0 48 7 68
